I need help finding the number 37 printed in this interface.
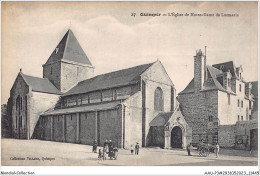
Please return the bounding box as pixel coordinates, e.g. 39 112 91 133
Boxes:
131 13 136 17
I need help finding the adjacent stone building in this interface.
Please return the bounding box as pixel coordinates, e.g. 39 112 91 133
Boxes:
178 49 258 149
8 29 191 149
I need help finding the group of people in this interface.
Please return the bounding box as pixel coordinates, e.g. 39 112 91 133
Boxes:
130 142 140 155
186 142 220 158
94 139 118 160
94 140 141 160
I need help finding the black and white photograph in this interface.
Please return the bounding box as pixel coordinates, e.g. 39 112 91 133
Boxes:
1 1 259 175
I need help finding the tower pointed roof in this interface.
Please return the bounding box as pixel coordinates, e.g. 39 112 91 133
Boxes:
44 29 92 66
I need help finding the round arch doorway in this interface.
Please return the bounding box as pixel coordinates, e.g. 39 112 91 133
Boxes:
171 126 182 148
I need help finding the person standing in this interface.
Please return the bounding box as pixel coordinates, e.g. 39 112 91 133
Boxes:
93 140 98 153
102 146 107 160
108 140 113 158
187 143 192 156
215 143 220 158
104 139 109 155
135 142 140 155
98 149 102 161
130 145 134 155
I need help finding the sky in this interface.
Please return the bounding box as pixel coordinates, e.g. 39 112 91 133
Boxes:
1 1 258 104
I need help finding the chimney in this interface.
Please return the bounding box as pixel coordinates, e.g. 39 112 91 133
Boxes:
194 49 206 91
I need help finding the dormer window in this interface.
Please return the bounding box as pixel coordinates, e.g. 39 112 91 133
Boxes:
55 48 59 54
220 65 224 70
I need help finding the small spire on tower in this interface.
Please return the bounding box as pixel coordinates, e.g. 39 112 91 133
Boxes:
205 46 207 57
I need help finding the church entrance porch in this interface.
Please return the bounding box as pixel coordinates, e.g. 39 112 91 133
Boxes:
148 107 192 149
171 126 182 148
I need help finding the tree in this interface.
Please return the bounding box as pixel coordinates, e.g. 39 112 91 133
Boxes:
1 104 12 138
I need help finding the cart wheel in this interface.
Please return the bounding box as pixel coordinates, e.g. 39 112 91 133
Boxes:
201 148 208 157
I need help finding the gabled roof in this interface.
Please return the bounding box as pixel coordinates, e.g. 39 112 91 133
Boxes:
20 73 62 95
63 62 154 96
44 29 92 66
149 112 174 126
212 61 237 77
179 65 236 95
205 66 227 92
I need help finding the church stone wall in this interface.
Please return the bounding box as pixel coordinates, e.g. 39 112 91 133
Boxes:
150 126 165 147
79 112 96 145
123 92 142 148
43 62 61 90
53 115 63 142
65 114 77 143
99 109 123 148
43 116 52 141
29 92 60 138
141 61 175 146
37 107 123 147
60 62 94 92
10 74 29 139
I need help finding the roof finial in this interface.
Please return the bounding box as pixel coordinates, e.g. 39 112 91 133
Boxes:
20 68 22 72
205 46 207 57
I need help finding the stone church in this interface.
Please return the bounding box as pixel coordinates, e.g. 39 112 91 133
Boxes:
178 49 258 150
7 29 191 149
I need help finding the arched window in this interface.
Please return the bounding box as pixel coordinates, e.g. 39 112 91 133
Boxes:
16 96 20 111
154 87 164 111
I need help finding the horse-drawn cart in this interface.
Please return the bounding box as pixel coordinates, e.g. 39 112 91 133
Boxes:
197 143 216 157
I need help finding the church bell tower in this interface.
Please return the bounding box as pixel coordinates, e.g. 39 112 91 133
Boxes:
42 29 94 92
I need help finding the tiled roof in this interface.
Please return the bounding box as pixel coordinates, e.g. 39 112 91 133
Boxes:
179 65 236 95
149 112 174 126
212 61 237 77
44 29 92 66
63 62 154 96
205 66 226 92
178 78 194 94
21 73 62 95
41 101 120 116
